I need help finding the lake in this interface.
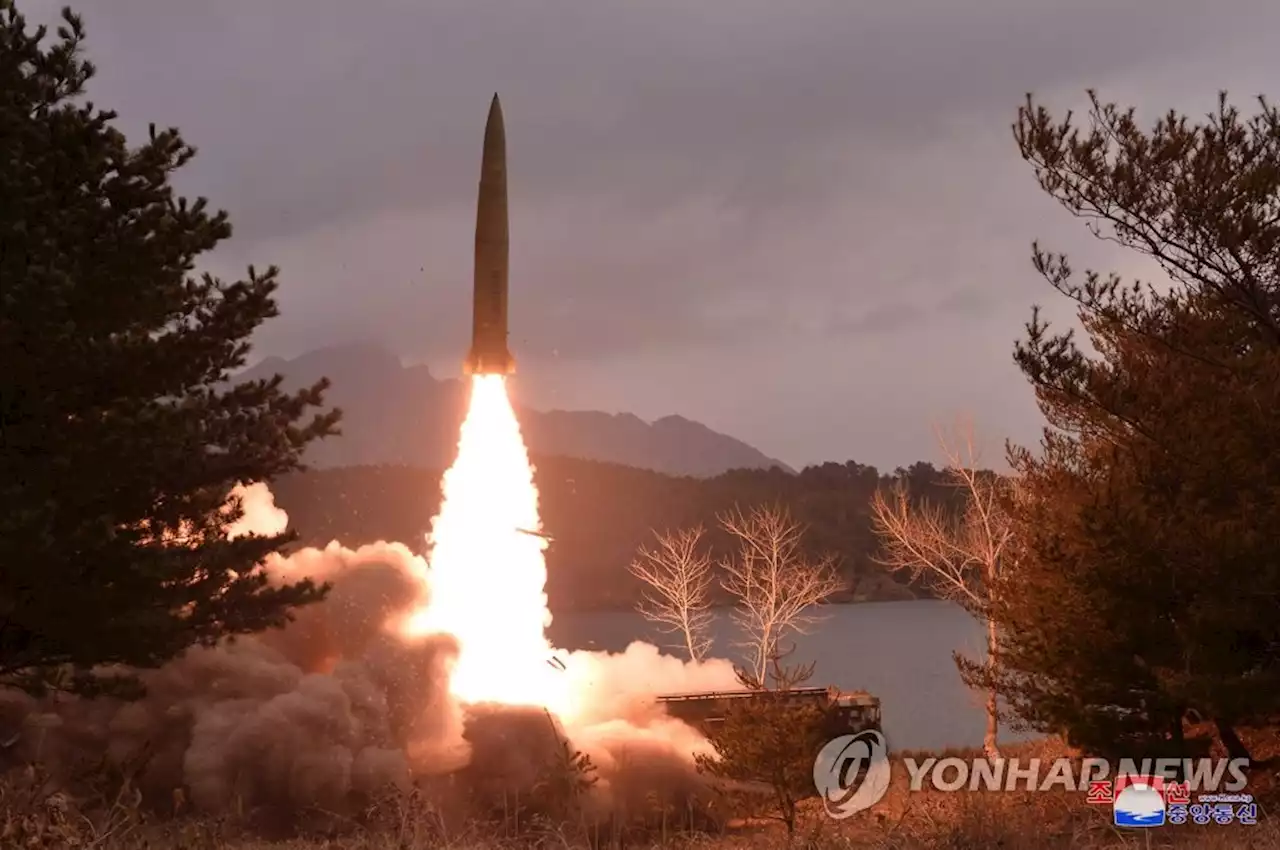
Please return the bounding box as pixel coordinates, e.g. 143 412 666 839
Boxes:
548 599 1032 752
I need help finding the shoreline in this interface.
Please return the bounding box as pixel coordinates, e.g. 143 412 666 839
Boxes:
551 590 931 616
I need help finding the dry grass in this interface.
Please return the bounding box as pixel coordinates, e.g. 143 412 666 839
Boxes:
2 728 1278 848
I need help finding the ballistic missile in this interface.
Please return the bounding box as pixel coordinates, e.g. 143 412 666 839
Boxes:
464 94 516 375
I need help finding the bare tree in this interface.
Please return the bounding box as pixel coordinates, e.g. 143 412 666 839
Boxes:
718 504 845 686
870 419 1015 760
735 641 816 692
629 526 715 661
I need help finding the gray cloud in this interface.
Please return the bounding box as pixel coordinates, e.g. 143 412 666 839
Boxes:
56 0 1252 239
822 286 997 337
21 0 1280 467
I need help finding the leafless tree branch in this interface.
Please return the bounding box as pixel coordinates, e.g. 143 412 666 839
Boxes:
718 504 844 686
870 419 1015 617
629 525 714 661
869 417 1015 759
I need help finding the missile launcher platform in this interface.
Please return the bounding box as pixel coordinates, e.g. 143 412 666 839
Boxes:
654 686 881 737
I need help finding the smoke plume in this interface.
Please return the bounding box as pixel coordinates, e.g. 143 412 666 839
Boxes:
0 482 738 825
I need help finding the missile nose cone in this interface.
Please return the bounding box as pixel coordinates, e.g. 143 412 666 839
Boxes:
484 94 505 157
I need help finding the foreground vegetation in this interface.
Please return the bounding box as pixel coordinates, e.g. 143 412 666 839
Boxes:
0 4 339 700
3 733 1276 848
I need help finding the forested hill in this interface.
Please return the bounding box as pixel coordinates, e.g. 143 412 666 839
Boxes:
270 458 962 612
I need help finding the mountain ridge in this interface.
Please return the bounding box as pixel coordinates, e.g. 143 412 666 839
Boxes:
237 343 792 477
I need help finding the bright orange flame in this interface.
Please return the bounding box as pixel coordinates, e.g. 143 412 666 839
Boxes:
402 375 572 717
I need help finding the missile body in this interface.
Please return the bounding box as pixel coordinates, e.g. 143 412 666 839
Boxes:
464 94 516 375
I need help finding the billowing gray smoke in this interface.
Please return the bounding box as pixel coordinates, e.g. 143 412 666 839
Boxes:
0 536 466 815
0 484 738 825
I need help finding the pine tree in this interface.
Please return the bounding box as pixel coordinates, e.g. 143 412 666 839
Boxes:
966 92 1280 759
694 652 833 835
0 5 341 696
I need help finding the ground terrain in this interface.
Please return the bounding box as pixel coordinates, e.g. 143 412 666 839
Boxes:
4 725 1275 849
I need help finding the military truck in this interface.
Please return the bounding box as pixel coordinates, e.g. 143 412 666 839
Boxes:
654 686 881 738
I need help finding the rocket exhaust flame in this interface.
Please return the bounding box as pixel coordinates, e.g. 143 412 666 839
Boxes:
401 374 570 716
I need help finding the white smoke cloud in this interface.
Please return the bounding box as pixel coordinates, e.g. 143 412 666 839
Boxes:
225 481 290 539
559 641 738 726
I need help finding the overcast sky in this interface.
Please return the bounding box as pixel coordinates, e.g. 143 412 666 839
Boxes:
23 0 1280 469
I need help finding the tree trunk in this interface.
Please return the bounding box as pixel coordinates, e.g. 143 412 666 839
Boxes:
1214 718 1252 762
984 616 1002 760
